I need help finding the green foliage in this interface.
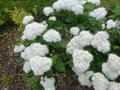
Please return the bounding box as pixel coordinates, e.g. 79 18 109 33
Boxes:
10 7 31 31
1 76 14 84
23 72 42 90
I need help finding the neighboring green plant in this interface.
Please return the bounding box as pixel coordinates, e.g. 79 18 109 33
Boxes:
1 76 14 84
10 7 31 31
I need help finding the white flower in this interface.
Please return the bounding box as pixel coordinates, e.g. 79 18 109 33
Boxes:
72 49 93 73
52 0 85 14
89 7 107 20
23 15 34 25
67 31 93 54
22 22 47 40
87 0 100 6
92 73 109 90
102 63 118 80
21 43 49 60
108 54 120 71
78 71 94 87
43 7 54 16
78 31 93 47
115 20 120 29
102 54 120 80
23 61 31 73
21 35 26 40
108 82 120 90
70 27 80 36
71 4 84 15
43 29 61 42
40 77 55 90
29 56 52 76
52 1 62 11
91 31 110 53
106 19 116 29
66 36 81 54
14 44 25 53
49 16 56 21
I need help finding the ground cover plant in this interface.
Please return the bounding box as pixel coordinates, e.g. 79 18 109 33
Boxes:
14 0 120 90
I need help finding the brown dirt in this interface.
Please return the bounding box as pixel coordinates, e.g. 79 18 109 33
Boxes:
0 28 31 90
0 28 93 90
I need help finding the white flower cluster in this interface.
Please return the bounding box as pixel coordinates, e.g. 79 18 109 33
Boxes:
106 19 117 29
23 15 34 25
22 22 48 40
29 56 52 76
92 73 109 90
23 61 31 73
52 0 85 15
70 27 80 36
108 82 120 90
102 54 120 80
91 31 110 53
40 77 55 90
89 7 107 20
87 0 100 6
43 7 54 16
67 31 93 54
78 71 94 87
49 16 56 21
66 36 81 54
43 29 61 42
52 0 100 15
21 43 49 60
77 31 93 47
72 49 93 73
14 44 25 53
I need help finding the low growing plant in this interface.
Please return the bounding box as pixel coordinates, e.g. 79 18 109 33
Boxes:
14 0 120 90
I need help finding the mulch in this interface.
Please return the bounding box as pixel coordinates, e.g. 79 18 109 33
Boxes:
0 28 93 90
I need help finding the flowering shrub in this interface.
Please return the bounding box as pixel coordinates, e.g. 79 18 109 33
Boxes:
14 0 120 90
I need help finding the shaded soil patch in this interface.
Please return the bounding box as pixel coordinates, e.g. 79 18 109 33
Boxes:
0 29 31 90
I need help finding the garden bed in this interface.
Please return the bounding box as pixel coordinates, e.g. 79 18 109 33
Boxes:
0 28 93 90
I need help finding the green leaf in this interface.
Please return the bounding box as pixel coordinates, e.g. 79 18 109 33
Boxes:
54 61 65 72
60 40 69 48
52 55 58 64
69 60 74 68
77 14 89 24
44 69 53 78
77 24 85 30
65 15 77 23
36 36 45 44
84 2 96 12
47 20 62 27
65 69 73 78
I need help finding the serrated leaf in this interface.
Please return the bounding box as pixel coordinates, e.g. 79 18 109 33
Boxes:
54 61 65 72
